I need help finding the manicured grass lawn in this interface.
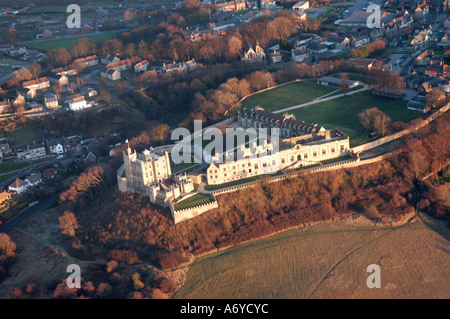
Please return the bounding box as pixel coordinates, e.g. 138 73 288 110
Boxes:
289 91 422 146
241 81 337 111
0 162 30 174
320 154 353 165
290 91 420 126
204 171 283 191
25 32 118 51
174 193 214 211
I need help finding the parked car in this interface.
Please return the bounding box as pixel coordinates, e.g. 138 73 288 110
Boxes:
56 155 64 160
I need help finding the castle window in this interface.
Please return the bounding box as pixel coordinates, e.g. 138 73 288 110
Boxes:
281 158 285 164
313 152 317 157
331 148 335 153
297 155 301 160
255 164 259 169
340 145 345 151
322 149 326 155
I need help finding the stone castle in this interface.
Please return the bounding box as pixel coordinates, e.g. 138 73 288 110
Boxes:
117 108 351 223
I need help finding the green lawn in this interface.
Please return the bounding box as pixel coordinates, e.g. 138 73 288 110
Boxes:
288 91 422 146
25 32 118 51
241 81 337 112
240 84 421 147
27 5 69 14
174 193 214 211
0 162 30 174
320 154 354 165
204 171 283 191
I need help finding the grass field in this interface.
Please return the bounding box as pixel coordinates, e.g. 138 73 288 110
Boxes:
0 162 30 174
8 126 40 146
27 5 68 14
241 81 337 112
24 32 118 51
174 219 449 299
174 193 214 211
204 171 283 191
240 83 422 147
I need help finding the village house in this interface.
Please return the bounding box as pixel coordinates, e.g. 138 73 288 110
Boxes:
325 36 351 50
16 143 46 160
269 50 282 63
101 54 120 65
292 1 309 11
69 95 90 111
42 168 59 179
216 0 247 13
80 87 98 97
17 86 36 100
8 179 28 195
242 45 266 63
48 72 68 86
0 100 10 113
100 67 121 81
0 191 12 204
415 0 430 20
134 60 149 73
291 48 309 62
261 0 276 9
46 137 67 154
22 77 50 92
0 143 11 159
351 35 371 48
25 173 42 187
44 93 59 109
408 30 431 49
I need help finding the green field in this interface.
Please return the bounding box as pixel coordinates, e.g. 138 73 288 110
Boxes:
174 220 449 299
241 81 337 111
24 33 118 51
8 126 40 146
242 85 422 147
0 162 30 174
174 193 214 211
27 5 68 14
204 171 283 191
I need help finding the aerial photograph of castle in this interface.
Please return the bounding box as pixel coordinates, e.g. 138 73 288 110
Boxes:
0 0 448 310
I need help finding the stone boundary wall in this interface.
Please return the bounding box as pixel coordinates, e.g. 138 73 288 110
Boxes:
352 103 450 154
170 194 219 224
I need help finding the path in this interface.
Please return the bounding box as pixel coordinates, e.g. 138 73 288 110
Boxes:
272 85 368 114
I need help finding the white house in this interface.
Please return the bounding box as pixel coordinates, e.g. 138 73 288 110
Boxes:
292 1 309 11
8 178 28 194
69 95 90 111
25 173 42 187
